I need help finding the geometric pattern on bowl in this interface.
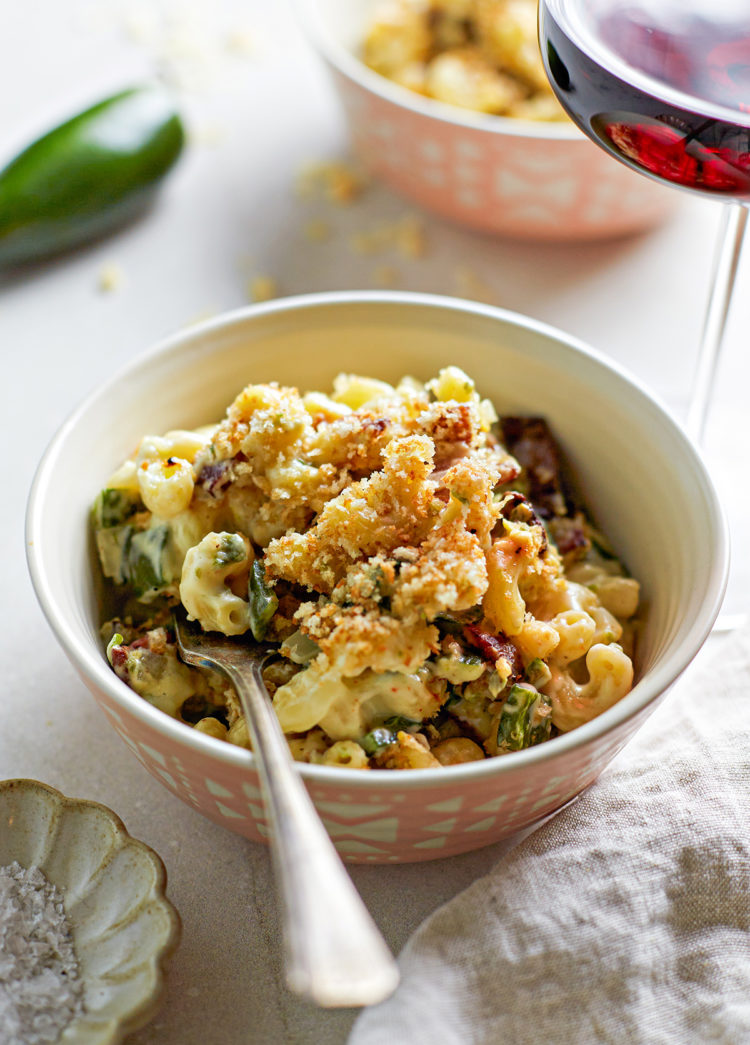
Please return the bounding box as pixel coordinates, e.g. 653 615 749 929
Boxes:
337 72 675 241
91 684 661 864
0 779 181 1044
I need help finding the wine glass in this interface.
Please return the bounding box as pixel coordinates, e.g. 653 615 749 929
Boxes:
538 0 749 625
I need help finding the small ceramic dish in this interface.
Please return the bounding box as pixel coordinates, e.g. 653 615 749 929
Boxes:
296 0 675 240
0 778 181 1044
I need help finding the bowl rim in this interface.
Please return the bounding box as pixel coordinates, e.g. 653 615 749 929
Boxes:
25 290 729 790
293 0 583 142
0 776 181 1045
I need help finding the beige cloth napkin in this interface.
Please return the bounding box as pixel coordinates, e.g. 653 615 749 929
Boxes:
349 628 750 1045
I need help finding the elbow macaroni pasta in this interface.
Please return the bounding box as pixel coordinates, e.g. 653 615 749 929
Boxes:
94 366 641 770
180 532 254 635
546 643 634 732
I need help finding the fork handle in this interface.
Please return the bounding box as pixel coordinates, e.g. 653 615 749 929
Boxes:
225 661 399 1008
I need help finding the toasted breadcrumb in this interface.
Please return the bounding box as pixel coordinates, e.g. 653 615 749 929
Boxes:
371 264 401 287
394 214 426 258
350 226 394 255
225 27 257 56
349 215 427 258
248 275 279 302
189 122 226 147
97 263 124 293
454 264 496 304
296 161 367 204
304 219 332 242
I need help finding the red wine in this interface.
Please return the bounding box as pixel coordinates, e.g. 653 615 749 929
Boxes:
539 0 750 200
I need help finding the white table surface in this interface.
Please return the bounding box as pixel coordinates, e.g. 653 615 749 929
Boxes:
2 2 748 1043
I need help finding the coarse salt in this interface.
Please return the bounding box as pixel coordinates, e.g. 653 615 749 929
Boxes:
0 861 84 1045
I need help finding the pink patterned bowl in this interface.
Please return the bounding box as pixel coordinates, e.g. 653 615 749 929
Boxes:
26 292 727 863
296 0 675 240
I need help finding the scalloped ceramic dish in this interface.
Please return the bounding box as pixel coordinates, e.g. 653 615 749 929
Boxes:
0 779 181 1045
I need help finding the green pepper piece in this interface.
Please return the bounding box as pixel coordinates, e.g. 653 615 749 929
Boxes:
588 526 619 562
281 630 321 665
360 728 396 756
92 487 141 529
94 519 172 596
443 686 462 709
525 657 552 688
498 685 536 751
214 533 248 569
0 85 185 266
382 715 420 733
105 632 124 665
126 525 171 597
528 695 553 746
95 524 133 584
248 559 279 642
497 684 554 752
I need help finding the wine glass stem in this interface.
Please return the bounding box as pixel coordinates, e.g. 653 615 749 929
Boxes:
686 203 748 444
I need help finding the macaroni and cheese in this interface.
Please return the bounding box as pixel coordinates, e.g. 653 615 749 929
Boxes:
362 0 569 121
94 366 639 770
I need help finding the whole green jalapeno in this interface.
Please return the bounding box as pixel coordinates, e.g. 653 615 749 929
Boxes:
0 84 185 266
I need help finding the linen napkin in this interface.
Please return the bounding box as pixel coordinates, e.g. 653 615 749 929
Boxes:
349 628 750 1045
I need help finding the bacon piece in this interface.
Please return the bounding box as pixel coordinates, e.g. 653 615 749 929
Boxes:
549 515 589 558
110 644 130 682
500 416 567 519
196 459 234 499
463 625 523 681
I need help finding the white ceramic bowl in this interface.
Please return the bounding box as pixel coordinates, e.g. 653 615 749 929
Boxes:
26 292 728 863
296 0 675 240
0 778 180 1044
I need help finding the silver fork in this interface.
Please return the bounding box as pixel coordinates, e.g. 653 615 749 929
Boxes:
172 610 399 1008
